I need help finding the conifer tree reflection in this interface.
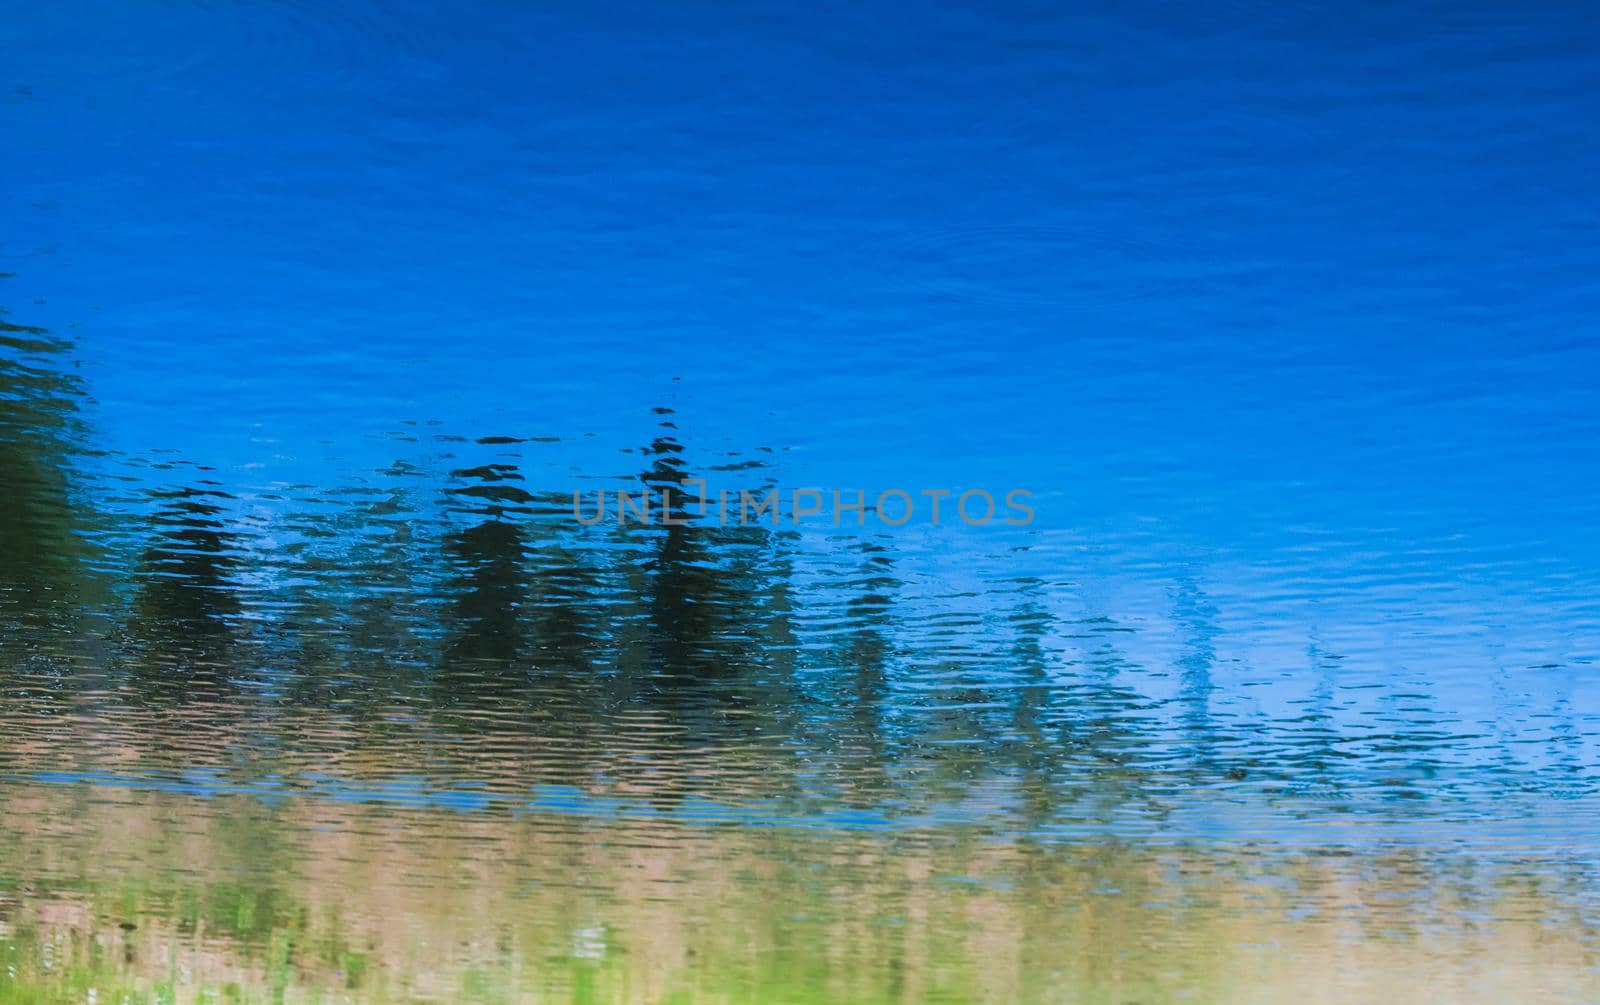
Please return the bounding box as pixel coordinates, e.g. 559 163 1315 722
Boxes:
1171 577 1220 773
509 487 610 753
835 540 898 807
269 483 435 715
126 484 242 701
1367 670 1450 802
1052 609 1162 820
638 417 741 688
1280 639 1349 799
707 489 806 801
338 478 439 715
525 490 605 677
274 503 346 709
433 460 535 717
602 412 803 804
0 308 98 643
1006 576 1065 825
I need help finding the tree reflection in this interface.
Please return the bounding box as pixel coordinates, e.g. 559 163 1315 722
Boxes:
0 297 106 707
836 540 899 807
0 316 1520 826
126 485 242 701
1006 576 1063 825
433 460 536 714
0 311 97 636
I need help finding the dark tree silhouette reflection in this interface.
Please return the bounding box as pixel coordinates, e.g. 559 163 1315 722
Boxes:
0 336 1552 823
126 485 242 701
1006 576 1065 826
0 311 97 637
525 489 605 677
834 540 899 807
433 460 536 715
0 297 108 707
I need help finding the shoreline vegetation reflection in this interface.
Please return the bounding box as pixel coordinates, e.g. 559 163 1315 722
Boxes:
2 285 1598 823
5 285 1600 1001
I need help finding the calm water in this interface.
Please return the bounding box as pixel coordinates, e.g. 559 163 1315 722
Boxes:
4 0 1600 1001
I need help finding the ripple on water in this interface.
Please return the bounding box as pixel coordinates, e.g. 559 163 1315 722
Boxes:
885 222 1221 314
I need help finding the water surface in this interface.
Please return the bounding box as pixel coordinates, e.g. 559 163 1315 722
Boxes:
3 0 1600 1000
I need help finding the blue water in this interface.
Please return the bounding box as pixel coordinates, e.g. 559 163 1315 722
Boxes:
3 0 1600 838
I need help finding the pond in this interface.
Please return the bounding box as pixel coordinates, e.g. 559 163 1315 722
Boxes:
3 0 1600 1001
